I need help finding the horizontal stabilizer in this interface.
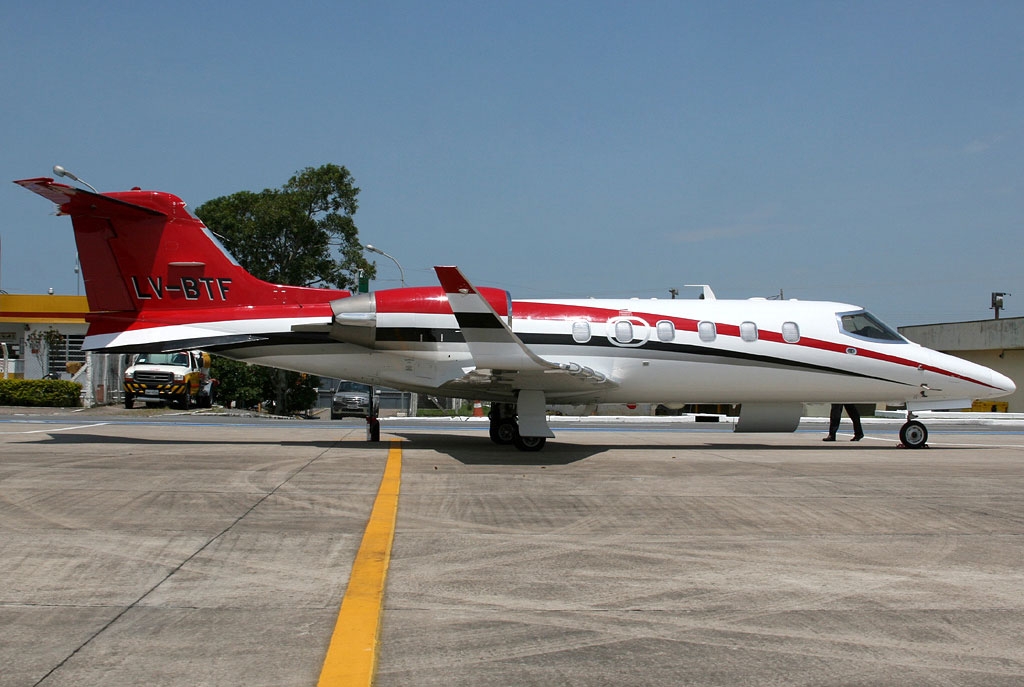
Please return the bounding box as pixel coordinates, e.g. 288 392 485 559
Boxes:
14 178 166 219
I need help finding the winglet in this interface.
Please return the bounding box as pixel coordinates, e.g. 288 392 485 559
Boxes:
434 266 475 295
434 266 554 371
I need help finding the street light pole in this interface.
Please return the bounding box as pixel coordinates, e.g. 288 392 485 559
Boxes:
52 165 99 194
365 244 406 287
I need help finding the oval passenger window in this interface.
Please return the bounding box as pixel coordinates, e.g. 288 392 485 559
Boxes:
615 320 634 344
572 320 591 343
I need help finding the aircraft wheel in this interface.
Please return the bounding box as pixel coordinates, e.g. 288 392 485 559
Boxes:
366 417 381 442
490 418 517 445
899 420 928 449
513 433 546 452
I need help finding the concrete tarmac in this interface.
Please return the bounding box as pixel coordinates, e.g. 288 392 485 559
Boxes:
2 409 1023 686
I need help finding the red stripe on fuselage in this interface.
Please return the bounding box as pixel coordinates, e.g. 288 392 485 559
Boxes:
509 300 997 390
374 286 509 316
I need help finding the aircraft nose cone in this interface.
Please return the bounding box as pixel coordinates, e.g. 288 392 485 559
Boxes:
941 352 1016 400
991 369 1016 396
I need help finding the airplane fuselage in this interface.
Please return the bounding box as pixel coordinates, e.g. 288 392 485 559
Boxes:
120 291 1010 411
16 176 1014 449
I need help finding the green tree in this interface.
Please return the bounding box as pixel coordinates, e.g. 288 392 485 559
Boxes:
195 164 375 413
211 358 320 415
195 163 375 289
209 358 265 410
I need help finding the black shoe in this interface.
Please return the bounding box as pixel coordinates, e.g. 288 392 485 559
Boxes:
822 436 836 442
851 434 864 442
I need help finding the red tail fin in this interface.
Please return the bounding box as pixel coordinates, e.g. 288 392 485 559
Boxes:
15 177 349 350
16 177 295 311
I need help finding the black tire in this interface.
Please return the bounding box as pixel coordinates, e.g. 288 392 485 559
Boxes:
124 394 134 410
490 418 517 445
513 434 546 452
899 420 928 449
366 418 381 442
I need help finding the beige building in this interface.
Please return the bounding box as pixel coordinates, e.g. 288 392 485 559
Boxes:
0 294 89 379
899 317 1023 413
0 293 127 406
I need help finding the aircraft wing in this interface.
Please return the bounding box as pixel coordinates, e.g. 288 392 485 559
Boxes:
434 266 613 394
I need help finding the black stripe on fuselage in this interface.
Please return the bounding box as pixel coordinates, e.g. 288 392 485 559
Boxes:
364 326 910 385
94 325 912 387
452 312 505 329
514 332 911 385
376 327 466 343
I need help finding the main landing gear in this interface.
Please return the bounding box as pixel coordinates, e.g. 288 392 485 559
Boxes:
898 413 928 449
488 402 547 452
366 415 381 442
365 399 381 443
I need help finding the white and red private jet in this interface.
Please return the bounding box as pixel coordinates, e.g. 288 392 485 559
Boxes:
16 175 1015 450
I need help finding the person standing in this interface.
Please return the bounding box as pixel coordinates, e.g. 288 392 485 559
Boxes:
823 403 864 441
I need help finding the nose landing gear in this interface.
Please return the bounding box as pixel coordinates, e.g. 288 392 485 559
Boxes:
898 414 928 449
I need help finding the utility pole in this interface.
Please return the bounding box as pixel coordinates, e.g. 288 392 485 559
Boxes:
991 292 1010 319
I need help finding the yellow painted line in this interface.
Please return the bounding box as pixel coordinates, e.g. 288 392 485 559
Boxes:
318 439 402 686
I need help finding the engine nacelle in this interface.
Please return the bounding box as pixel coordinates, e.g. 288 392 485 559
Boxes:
329 286 512 349
330 292 377 348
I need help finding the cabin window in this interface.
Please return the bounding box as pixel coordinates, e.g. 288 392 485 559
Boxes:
614 320 634 344
656 320 675 342
572 321 591 343
782 321 800 343
740 321 758 342
698 321 717 342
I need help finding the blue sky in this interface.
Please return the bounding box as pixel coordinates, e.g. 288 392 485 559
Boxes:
2 1 1021 326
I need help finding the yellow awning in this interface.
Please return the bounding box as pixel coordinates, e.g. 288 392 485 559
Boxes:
0 294 90 324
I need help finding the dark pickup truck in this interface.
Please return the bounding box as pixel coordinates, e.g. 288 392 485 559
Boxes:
331 380 376 420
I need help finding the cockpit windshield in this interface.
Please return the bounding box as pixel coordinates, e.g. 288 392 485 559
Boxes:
838 310 904 342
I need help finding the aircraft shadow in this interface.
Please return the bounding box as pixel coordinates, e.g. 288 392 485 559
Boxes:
34 433 342 449
385 432 598 465
384 431 909 465
32 430 958 462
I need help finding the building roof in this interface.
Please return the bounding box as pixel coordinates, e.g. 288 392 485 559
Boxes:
899 317 1024 351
